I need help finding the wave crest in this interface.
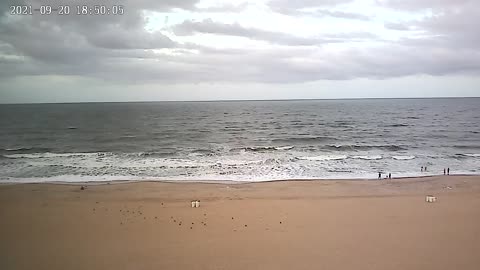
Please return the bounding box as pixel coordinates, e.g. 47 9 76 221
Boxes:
327 144 406 151
351 155 383 160
4 152 103 159
392 155 416 160
297 155 348 161
456 153 480 158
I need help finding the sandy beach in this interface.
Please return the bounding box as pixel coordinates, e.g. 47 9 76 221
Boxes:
1 175 480 270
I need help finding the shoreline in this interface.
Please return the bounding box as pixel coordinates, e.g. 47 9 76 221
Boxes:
1 173 478 186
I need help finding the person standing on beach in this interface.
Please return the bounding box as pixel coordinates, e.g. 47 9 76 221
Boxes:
444 168 446 175
425 166 427 172
378 172 381 179
421 166 424 172
447 168 450 175
389 173 391 179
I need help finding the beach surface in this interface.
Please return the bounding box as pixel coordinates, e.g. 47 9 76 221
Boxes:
1 175 480 270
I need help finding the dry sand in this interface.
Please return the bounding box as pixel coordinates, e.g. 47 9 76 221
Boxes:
1 175 480 270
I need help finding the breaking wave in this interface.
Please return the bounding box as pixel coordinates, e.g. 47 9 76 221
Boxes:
453 145 480 149
351 155 383 160
297 155 348 161
272 136 335 144
456 153 480 158
1 147 51 153
4 147 33 151
326 144 406 151
240 146 295 152
4 152 104 159
274 146 295 150
385 124 410 127
392 155 416 160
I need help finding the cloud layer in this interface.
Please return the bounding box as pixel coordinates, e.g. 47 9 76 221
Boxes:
0 0 479 88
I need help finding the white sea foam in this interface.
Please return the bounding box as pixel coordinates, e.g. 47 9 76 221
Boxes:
351 155 383 160
4 147 32 151
215 159 265 166
275 146 295 150
297 155 348 161
4 152 102 159
6 170 473 183
0 175 127 183
392 155 416 160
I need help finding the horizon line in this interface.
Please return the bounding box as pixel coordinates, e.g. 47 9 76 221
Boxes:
1 96 479 105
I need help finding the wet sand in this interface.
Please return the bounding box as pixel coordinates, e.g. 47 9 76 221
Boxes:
1 175 480 270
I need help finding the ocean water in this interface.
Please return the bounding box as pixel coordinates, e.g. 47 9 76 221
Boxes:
0 98 479 183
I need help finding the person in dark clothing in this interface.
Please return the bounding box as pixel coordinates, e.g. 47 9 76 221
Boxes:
444 168 446 175
421 166 424 172
388 173 391 179
378 172 381 179
425 166 427 171
447 168 450 175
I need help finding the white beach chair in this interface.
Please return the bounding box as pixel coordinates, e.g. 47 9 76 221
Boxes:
425 195 437 203
191 200 200 208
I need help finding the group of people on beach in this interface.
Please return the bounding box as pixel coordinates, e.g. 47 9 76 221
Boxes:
378 167 451 179
378 172 391 179
422 166 450 175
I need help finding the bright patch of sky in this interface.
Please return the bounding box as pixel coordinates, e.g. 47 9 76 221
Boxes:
145 0 430 50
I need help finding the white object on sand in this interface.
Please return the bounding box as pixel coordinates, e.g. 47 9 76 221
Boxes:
425 195 437 203
191 200 200 208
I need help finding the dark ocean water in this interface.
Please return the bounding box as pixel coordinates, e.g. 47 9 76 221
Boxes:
0 98 479 182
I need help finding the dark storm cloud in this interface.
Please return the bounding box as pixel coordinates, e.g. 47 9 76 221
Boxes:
0 0 184 61
0 0 187 80
24 42 475 84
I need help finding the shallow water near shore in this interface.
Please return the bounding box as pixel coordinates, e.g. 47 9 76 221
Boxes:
1 98 479 182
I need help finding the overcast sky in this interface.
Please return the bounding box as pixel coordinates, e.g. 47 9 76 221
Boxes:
0 0 479 103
